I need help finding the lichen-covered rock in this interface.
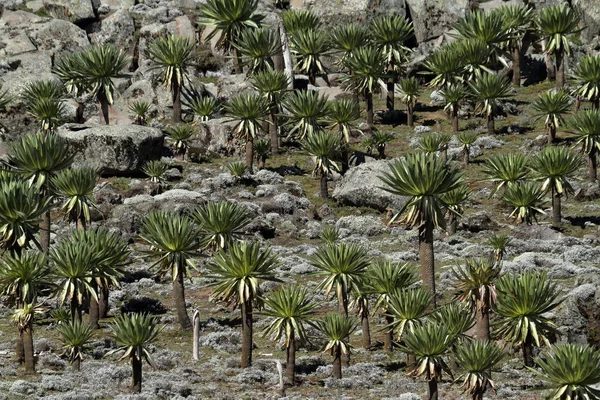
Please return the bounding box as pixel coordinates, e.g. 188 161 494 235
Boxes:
195 118 241 157
406 0 470 43
57 123 164 175
332 159 408 211
31 0 95 24
27 18 90 53
90 9 135 51
336 215 386 236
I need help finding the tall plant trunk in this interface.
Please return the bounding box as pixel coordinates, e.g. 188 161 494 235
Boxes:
341 146 349 174
427 370 438 400
173 270 191 330
552 186 561 226
463 147 470 166
360 301 371 349
15 338 24 364
593 98 600 110
131 351 143 393
419 221 437 308
407 103 414 127
76 215 86 231
337 288 350 366
233 48 243 75
366 91 374 132
332 344 342 379
15 299 24 363
40 211 51 253
89 291 100 329
452 108 459 133
487 114 495 135
286 334 296 385
98 92 110 125
319 173 328 199
72 358 81 372
588 148 597 183
245 136 254 174
384 315 394 352
172 78 182 123
76 102 85 123
386 78 395 111
548 124 556 144
512 47 521 86
71 296 82 324
475 299 490 341
522 334 534 367
576 96 582 113
448 214 457 235
543 39 555 82
270 108 279 154
378 146 386 160
241 298 253 368
23 326 35 374
555 51 565 88
99 286 109 319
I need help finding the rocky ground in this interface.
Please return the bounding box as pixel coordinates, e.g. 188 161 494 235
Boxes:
1 0 600 399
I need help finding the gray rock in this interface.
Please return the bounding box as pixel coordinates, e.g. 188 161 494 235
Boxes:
36 0 95 24
406 0 469 43
332 159 408 211
203 173 235 191
382 394 421 400
57 124 164 175
98 0 135 13
253 169 284 185
574 181 600 201
28 18 90 53
0 53 56 99
195 118 241 157
573 0 600 43
164 167 182 181
429 90 445 106
154 189 204 204
262 193 311 214
474 135 504 149
336 215 386 236
255 184 279 198
2 32 36 56
463 211 498 232
90 9 135 51
413 125 432 134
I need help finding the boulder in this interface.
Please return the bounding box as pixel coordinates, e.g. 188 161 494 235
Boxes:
27 18 90 54
97 0 135 13
32 0 95 24
463 211 498 232
293 0 406 23
336 215 386 236
332 159 408 211
195 118 242 156
57 124 164 176
90 9 136 51
405 0 470 43
572 0 600 42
